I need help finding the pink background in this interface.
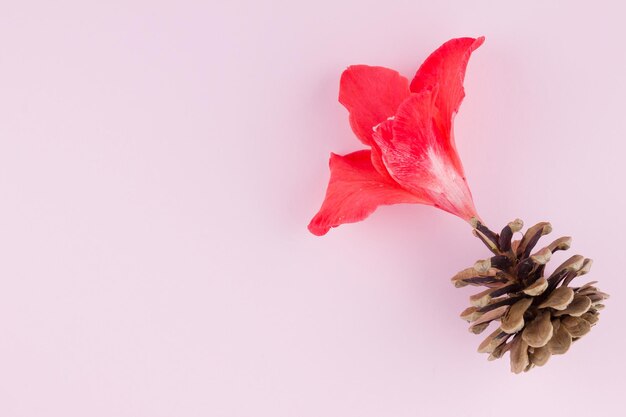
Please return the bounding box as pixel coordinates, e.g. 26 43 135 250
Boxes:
1 1 624 416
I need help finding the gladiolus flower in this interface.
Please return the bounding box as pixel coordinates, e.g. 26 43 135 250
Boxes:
308 36 484 236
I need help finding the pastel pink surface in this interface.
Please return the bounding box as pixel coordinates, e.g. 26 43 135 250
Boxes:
1 1 625 417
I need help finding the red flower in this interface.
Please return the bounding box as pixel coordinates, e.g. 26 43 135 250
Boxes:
308 37 484 236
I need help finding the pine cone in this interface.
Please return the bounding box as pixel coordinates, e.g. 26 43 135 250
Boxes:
452 219 609 373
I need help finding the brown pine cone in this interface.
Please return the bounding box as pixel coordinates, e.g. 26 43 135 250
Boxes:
452 219 609 373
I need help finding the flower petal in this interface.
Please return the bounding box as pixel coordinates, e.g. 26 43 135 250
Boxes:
339 65 410 146
369 119 398 181
308 150 425 236
410 36 484 173
372 91 478 220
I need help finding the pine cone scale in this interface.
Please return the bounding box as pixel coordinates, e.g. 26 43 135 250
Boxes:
521 311 553 347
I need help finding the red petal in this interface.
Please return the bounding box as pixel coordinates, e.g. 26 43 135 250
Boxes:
372 92 478 220
369 120 395 182
410 36 484 172
308 150 425 236
339 66 410 146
